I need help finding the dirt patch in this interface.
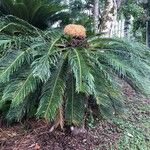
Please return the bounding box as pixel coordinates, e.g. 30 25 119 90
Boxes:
0 118 121 150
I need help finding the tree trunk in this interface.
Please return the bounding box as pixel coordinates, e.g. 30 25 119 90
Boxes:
146 0 150 47
116 0 123 9
146 20 150 47
64 0 69 5
93 0 99 34
124 15 131 38
138 0 149 46
100 0 117 37
111 0 117 36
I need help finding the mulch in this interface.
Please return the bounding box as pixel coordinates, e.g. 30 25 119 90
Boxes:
0 83 149 150
0 118 121 150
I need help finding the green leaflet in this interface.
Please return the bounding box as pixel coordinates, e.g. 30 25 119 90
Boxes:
0 40 11 46
0 50 31 83
93 66 124 118
98 48 150 95
32 55 52 83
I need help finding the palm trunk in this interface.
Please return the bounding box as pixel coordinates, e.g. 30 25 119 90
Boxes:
124 15 131 38
93 0 99 34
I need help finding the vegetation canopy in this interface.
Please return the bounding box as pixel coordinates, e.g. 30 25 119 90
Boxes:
0 15 150 129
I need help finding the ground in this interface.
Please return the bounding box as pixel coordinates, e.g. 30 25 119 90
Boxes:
0 83 150 150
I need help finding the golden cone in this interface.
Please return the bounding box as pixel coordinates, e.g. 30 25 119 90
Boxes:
64 24 86 38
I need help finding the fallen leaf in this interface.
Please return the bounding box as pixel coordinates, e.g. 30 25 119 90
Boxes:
34 143 40 150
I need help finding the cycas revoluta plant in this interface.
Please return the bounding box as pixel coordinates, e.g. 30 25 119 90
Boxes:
0 15 150 129
0 0 65 29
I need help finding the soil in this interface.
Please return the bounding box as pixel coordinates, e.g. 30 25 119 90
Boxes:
0 83 150 150
0 118 121 150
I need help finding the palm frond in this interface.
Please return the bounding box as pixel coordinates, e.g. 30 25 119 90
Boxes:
6 90 38 122
68 48 95 94
93 67 124 118
0 81 18 109
36 58 66 121
32 37 62 82
89 37 150 96
0 43 43 83
11 73 40 106
0 15 41 36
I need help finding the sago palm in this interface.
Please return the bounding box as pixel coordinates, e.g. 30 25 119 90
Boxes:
0 15 150 129
0 0 65 29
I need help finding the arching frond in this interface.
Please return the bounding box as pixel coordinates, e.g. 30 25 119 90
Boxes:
32 37 62 82
36 59 66 121
6 91 38 122
0 43 42 83
0 15 41 36
89 37 150 96
93 67 124 118
11 73 40 106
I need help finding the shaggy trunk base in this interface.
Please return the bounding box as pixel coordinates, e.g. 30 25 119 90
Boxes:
67 37 89 48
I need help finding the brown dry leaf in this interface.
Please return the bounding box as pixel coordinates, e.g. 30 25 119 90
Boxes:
54 106 64 129
29 143 35 148
34 143 40 150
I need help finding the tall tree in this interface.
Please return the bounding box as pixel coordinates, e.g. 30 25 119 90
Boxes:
146 1 150 47
93 0 99 33
123 0 131 38
100 0 117 37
